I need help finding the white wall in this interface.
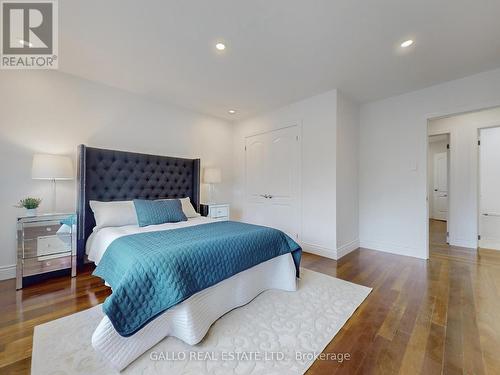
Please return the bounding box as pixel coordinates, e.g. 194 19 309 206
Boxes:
428 107 500 248
232 89 360 260
336 93 360 256
427 136 448 219
359 67 500 259
233 90 339 259
5 65 500 281
0 70 233 280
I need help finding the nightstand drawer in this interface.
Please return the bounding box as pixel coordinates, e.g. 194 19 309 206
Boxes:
211 206 229 218
22 235 72 259
23 254 72 277
37 235 72 256
23 222 62 240
200 203 230 221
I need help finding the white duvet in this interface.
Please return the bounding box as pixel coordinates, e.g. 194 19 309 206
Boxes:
88 218 298 371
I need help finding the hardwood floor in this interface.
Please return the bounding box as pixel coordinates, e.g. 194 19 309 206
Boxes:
429 219 448 246
1 242 500 374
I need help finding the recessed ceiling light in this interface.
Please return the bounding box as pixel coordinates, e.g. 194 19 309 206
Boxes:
401 39 414 48
19 39 33 47
215 42 226 51
228 109 236 114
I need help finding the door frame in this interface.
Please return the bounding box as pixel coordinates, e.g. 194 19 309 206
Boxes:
243 123 303 241
477 124 500 249
432 151 449 221
424 104 500 259
427 132 451 245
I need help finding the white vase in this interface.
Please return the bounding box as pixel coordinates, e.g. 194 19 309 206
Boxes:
26 208 37 217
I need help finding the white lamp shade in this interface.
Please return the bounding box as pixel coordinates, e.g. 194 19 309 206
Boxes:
203 167 222 184
32 154 74 180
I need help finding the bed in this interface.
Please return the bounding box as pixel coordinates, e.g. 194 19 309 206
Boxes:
77 145 301 371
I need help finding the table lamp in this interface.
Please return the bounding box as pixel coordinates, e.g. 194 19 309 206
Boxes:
203 167 221 204
32 154 74 212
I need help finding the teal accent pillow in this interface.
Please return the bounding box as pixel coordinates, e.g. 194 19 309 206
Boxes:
133 199 187 227
60 214 76 227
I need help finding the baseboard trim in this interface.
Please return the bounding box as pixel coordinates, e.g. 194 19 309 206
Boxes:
336 239 359 259
301 242 337 260
478 240 500 250
449 237 477 249
0 264 16 281
359 239 427 260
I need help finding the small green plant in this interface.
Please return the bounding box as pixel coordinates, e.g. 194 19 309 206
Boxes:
16 197 42 209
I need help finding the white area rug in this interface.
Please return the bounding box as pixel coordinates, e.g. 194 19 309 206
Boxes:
31 269 371 375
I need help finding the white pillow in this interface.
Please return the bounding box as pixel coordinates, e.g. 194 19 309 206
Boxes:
89 200 138 230
179 197 200 218
90 198 200 230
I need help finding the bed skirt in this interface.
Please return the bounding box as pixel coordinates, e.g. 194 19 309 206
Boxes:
91 253 298 371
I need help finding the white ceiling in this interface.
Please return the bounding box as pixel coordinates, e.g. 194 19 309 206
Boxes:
59 0 500 120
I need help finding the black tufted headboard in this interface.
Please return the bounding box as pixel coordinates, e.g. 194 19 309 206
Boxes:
76 145 200 267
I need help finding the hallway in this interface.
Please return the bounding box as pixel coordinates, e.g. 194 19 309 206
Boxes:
429 219 447 247
429 219 500 265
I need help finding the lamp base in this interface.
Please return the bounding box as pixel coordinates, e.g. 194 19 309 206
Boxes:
208 183 216 204
51 179 57 213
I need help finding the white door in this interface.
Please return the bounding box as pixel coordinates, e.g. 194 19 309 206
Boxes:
479 127 500 250
432 152 448 221
245 126 300 239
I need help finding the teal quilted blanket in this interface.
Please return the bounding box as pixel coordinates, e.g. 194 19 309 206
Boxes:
93 221 301 337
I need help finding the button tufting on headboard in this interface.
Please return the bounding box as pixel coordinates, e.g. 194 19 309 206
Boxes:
76 145 200 268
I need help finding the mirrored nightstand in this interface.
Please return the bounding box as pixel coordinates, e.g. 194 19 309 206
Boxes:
16 213 77 289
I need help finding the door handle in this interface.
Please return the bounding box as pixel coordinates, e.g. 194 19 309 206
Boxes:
259 194 268 198
434 189 438 192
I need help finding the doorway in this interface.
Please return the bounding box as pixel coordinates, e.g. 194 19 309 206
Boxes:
478 126 500 251
245 125 301 240
428 134 450 247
